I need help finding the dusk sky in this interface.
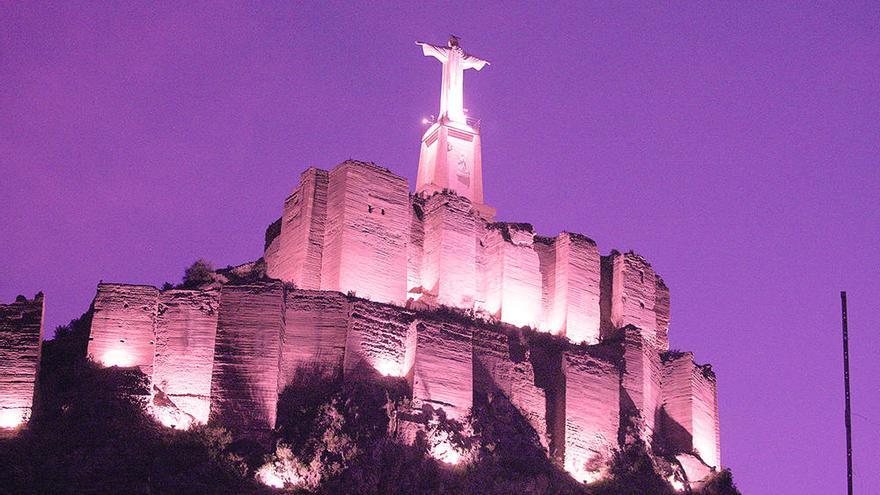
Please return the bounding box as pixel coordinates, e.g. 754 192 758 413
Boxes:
1 2 878 493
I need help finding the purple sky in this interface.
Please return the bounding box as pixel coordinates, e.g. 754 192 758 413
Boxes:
2 2 878 493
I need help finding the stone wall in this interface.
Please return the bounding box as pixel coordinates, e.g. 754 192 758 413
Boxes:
660 352 721 469
472 324 549 449
0 294 44 432
153 289 219 425
279 290 350 387
480 223 543 329
262 161 674 350
610 251 670 350
421 192 478 308
88 284 159 374
79 278 718 486
321 161 409 305
552 233 601 344
617 326 662 445
343 299 416 380
411 319 473 421
267 168 329 289
210 283 284 434
564 347 620 483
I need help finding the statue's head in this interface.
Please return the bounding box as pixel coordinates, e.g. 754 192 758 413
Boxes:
448 35 460 48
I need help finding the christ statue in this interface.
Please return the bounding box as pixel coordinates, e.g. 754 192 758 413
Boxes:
417 35 490 124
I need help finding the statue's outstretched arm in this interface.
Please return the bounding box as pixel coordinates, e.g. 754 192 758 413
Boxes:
462 54 490 71
416 41 449 62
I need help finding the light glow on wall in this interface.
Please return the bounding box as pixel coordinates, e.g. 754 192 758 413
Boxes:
150 404 195 431
668 475 685 491
564 460 603 484
0 409 26 429
102 348 132 367
430 439 462 465
374 358 402 377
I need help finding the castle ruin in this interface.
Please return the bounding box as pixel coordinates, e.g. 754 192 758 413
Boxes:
0 37 722 488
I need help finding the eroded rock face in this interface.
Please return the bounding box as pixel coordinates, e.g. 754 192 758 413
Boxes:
210 283 284 434
88 284 159 374
0 293 44 432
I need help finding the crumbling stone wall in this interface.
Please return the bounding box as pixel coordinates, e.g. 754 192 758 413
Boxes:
153 289 219 424
88 283 159 374
563 347 620 483
551 233 601 344
480 223 543 329
616 326 662 445
321 161 409 304
0 293 44 432
210 283 284 434
421 192 478 308
472 324 549 449
411 319 473 421
343 299 416 380
660 352 721 469
609 251 670 350
267 168 329 289
280 290 349 387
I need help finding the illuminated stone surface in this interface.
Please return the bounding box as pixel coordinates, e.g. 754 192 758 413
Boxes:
610 251 670 350
210 282 284 433
654 277 671 351
153 289 220 425
0 293 44 432
88 283 159 374
617 326 662 444
321 160 409 305
411 319 472 421
279 290 349 387
343 299 416 380
564 347 620 483
551 233 601 343
479 223 543 328
268 168 329 289
660 352 721 469
421 192 478 308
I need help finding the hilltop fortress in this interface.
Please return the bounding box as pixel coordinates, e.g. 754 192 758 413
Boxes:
1 37 721 489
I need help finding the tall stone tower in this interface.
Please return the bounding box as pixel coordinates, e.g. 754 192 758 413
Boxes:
416 36 492 216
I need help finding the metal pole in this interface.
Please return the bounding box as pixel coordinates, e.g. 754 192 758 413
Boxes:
841 291 853 495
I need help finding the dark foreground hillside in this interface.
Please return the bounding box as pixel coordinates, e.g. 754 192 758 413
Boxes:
0 311 741 495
